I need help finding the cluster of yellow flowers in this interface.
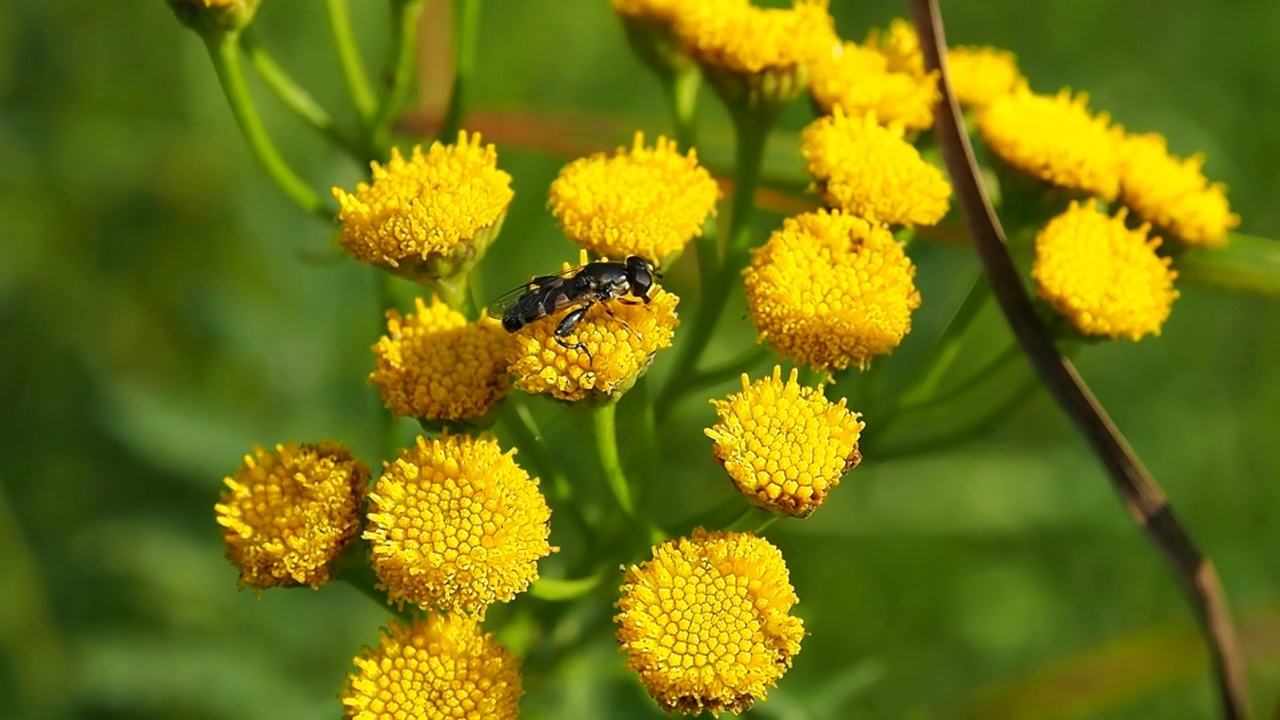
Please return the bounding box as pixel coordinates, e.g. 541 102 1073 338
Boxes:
199 0 1244 717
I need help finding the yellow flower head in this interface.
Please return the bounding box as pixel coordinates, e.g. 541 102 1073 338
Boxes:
549 132 719 262
332 132 513 281
1119 132 1239 248
865 19 925 77
508 255 680 402
706 367 863 517
978 87 1122 200
616 528 804 716
364 434 554 616
341 614 522 720
800 108 952 226
674 0 836 106
370 296 510 423
1032 200 1178 340
215 442 367 590
745 210 921 371
947 46 1022 109
810 41 939 131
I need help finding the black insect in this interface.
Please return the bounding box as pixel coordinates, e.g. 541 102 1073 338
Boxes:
490 256 661 360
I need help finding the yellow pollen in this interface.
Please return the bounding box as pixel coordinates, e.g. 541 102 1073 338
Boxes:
744 209 921 371
364 434 554 617
332 131 513 268
978 87 1123 200
215 442 368 590
341 613 522 720
706 367 864 517
810 40 940 131
1032 200 1178 340
1119 132 1239 247
508 254 680 402
370 296 511 422
616 528 804 716
946 46 1022 108
800 107 952 227
673 0 835 75
549 132 719 262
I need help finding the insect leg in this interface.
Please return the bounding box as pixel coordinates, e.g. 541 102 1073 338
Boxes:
601 302 644 342
554 305 593 363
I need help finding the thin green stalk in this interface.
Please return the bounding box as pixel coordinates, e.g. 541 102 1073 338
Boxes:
528 569 606 601
204 32 332 220
439 0 482 141
333 539 415 623
895 275 992 408
370 0 426 155
239 28 364 159
501 401 592 541
874 374 1041 461
592 401 635 520
663 66 700 150
658 109 775 412
435 274 477 319
325 0 377 122
657 343 771 422
376 272 399 461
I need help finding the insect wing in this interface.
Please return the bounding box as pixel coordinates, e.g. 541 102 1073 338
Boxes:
485 265 584 318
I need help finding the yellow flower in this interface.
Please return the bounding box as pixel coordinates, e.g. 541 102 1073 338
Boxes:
744 210 920 371
800 107 952 226
810 41 939 131
1119 132 1239 248
549 132 719 262
1032 200 1178 340
674 0 836 106
370 296 510 423
332 132 513 281
364 434 554 616
616 528 804 716
215 442 367 590
706 367 863 517
508 256 680 402
341 613 522 720
865 19 924 77
978 87 1122 200
947 46 1022 109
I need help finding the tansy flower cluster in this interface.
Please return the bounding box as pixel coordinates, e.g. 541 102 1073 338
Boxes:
333 132 513 280
707 367 864 517
616 529 805 715
744 210 921 372
549 132 718 262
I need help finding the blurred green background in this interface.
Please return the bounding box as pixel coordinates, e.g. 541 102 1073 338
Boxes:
3 1 1279 718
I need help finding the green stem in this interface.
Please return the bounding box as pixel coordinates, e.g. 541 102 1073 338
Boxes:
501 401 592 540
204 32 332 221
658 109 775 413
239 28 364 159
592 401 635 520
439 0 482 141
895 275 992 408
435 274 477 319
333 539 415 623
325 0 377 123
656 343 770 421
663 66 700 150
370 0 426 155
528 569 605 601
376 272 400 462
874 374 1041 461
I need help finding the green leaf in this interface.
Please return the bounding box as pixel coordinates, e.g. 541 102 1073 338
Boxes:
1175 232 1280 299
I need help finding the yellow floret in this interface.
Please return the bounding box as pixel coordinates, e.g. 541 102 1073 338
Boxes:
810 41 939 131
865 19 924 77
1032 200 1178 340
215 442 368 590
978 87 1122 200
801 108 952 226
549 132 719 261
673 0 835 75
706 367 864 517
341 613 522 720
947 46 1022 108
370 296 510 422
616 528 804 716
1119 132 1239 247
332 132 513 277
364 434 554 617
744 210 921 371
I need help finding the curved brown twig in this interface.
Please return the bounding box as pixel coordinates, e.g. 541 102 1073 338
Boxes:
907 1 1251 717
